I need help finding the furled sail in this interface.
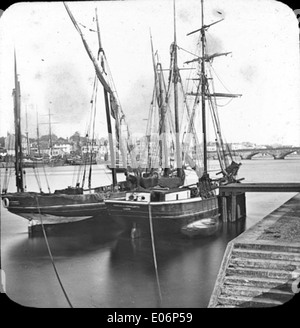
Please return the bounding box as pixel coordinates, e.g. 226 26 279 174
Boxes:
64 2 119 118
13 51 24 192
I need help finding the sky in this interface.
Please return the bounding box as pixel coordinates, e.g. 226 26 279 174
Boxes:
0 0 299 146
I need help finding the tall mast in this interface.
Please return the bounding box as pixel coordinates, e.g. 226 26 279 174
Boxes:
150 33 169 172
200 0 208 175
95 8 117 187
48 107 53 156
64 3 118 186
185 1 241 179
103 90 117 186
95 8 103 52
36 109 41 156
173 0 182 176
149 33 158 169
13 50 24 192
146 88 155 170
157 63 169 172
25 106 30 156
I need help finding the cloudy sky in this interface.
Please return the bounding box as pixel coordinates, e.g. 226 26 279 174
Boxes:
0 0 299 145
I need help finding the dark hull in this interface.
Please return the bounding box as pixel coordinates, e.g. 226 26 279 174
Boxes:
22 161 44 168
1 191 115 224
47 159 66 167
105 196 220 237
22 159 66 168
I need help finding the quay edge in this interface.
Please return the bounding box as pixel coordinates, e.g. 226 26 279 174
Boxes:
209 192 300 308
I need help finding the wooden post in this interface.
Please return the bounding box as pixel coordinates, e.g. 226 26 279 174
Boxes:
242 192 246 218
219 192 247 222
236 192 246 219
28 221 33 237
222 196 227 222
237 203 241 219
230 194 237 222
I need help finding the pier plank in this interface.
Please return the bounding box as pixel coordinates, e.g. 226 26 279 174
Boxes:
220 183 300 193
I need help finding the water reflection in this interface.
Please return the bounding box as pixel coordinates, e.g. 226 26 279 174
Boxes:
2 159 299 307
105 218 246 308
3 207 246 308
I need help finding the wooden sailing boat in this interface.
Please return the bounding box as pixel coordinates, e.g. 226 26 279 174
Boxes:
1 6 131 226
105 0 242 237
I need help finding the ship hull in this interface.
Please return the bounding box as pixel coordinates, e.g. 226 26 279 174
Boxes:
1 192 108 225
105 196 220 237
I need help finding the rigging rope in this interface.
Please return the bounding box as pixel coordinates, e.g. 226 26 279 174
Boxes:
81 152 88 188
206 80 232 170
42 165 51 193
23 169 27 192
81 74 98 189
181 69 204 170
176 45 199 58
208 62 234 107
32 166 42 192
178 42 205 171
207 64 238 163
2 137 14 193
2 165 11 193
75 162 83 187
71 165 77 188
148 200 162 307
102 51 137 169
88 76 98 189
35 196 74 308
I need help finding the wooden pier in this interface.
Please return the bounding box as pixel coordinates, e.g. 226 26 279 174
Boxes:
218 183 300 222
220 182 300 193
209 193 300 307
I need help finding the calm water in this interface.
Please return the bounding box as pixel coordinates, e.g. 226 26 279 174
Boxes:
1 158 300 308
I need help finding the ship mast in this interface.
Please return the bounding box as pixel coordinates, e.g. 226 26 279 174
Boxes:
64 3 118 187
25 106 30 156
200 0 208 175
36 110 41 156
186 0 242 183
48 107 53 157
173 0 182 176
150 33 169 173
95 8 117 187
13 51 24 192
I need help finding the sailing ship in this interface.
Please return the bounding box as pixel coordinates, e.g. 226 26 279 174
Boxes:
1 5 133 226
105 0 242 237
21 109 67 168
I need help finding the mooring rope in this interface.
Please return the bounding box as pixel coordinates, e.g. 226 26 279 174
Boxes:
35 196 74 308
32 166 42 192
2 159 13 193
148 200 162 307
2 139 13 192
71 165 78 188
42 165 51 193
76 163 83 188
2 166 9 193
23 169 27 191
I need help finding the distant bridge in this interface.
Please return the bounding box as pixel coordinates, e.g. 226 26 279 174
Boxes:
207 147 300 160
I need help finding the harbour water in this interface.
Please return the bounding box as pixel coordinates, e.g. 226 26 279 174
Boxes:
1 157 299 308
